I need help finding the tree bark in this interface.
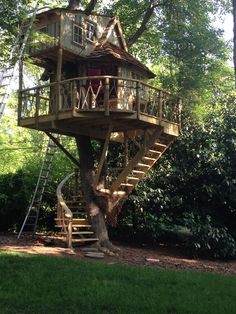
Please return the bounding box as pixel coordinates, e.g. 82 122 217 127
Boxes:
67 0 81 10
233 0 236 87
84 0 98 15
127 0 158 48
75 135 119 254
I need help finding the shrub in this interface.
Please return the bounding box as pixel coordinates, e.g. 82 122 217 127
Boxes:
188 215 236 259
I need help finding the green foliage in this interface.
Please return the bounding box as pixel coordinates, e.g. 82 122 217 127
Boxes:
188 215 236 259
0 171 29 231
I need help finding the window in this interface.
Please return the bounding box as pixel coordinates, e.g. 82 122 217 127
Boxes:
73 23 83 46
86 20 96 42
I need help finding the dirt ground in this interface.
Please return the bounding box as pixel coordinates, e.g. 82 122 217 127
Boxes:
0 233 236 275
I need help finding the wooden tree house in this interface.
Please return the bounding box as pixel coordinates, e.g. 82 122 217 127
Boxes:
18 8 182 247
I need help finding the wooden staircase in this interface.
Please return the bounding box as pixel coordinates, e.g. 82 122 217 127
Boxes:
56 126 178 248
55 173 98 248
97 127 175 196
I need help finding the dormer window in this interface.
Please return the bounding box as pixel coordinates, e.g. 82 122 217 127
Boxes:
73 23 83 46
86 20 96 42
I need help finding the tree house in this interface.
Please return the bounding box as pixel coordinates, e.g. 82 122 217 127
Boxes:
18 8 182 246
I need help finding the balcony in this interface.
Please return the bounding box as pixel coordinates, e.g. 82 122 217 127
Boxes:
18 76 182 139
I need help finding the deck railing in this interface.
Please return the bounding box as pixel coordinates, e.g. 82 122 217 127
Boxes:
19 76 182 124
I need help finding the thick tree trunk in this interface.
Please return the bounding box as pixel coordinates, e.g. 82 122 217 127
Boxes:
75 135 119 254
233 0 236 87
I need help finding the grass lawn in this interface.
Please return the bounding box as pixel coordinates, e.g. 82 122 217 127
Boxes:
0 250 235 314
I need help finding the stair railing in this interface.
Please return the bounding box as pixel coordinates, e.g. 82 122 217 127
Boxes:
56 172 76 248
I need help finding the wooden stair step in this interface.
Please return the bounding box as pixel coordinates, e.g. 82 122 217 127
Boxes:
154 142 167 148
137 163 150 168
148 149 162 154
127 176 139 181
143 156 156 161
72 238 98 242
121 183 134 187
132 170 145 174
59 231 94 235
56 224 92 228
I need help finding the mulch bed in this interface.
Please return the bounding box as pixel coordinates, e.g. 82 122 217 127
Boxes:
0 233 236 275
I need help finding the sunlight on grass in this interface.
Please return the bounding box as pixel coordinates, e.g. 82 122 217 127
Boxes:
0 250 235 314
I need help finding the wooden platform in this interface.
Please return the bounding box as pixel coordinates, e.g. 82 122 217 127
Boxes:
18 108 180 141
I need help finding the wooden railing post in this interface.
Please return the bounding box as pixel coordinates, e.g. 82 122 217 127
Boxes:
158 90 163 120
35 88 40 128
72 80 77 108
68 218 72 249
136 81 140 119
104 77 110 116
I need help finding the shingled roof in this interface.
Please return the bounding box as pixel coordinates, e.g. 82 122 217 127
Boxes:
88 43 155 78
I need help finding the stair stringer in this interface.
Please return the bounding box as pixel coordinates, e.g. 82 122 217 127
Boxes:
110 127 173 194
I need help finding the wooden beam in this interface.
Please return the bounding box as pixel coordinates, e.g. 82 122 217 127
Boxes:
93 124 113 188
45 132 80 168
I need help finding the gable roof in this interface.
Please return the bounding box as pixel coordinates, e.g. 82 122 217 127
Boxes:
88 43 155 78
97 16 128 52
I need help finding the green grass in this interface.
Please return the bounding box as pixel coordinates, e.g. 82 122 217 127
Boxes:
0 250 235 314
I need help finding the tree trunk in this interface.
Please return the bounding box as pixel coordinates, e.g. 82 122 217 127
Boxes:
75 135 119 254
233 0 236 87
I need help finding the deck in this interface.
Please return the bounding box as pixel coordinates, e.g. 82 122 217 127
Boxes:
18 76 182 141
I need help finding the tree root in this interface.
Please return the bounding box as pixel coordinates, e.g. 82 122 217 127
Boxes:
96 240 120 256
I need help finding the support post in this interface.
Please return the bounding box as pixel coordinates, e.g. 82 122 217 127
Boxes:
72 80 77 108
94 124 112 188
104 77 110 116
68 218 72 249
45 132 80 168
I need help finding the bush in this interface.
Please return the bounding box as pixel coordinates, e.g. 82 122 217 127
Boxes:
0 171 28 231
188 215 236 259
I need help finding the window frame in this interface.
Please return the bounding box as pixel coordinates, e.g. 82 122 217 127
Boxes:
72 22 84 47
85 20 96 43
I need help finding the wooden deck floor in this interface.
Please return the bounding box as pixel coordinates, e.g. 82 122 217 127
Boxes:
18 108 180 142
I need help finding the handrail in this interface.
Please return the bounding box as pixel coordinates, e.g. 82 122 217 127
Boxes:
56 172 75 219
19 75 182 125
19 75 180 97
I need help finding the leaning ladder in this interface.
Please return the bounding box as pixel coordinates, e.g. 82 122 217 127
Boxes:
0 1 39 121
18 138 57 238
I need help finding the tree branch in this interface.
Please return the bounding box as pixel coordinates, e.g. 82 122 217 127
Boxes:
84 0 98 15
127 0 158 48
67 0 81 10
